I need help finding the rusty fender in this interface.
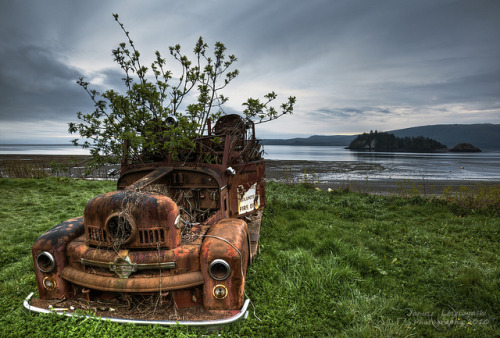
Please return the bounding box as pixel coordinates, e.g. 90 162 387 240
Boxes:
200 218 250 310
32 217 85 299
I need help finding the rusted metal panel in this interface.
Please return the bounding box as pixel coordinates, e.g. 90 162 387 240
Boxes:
228 161 266 217
32 217 85 299
200 219 249 310
65 236 202 276
125 167 173 191
84 190 181 249
61 267 204 293
172 287 203 308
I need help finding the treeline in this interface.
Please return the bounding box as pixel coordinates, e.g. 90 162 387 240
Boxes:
348 131 447 152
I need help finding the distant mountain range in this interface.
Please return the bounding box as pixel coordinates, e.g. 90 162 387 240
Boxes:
262 124 500 150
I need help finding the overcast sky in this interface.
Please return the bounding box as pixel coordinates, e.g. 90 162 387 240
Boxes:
0 0 499 143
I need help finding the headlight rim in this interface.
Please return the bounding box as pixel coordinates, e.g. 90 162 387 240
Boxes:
208 258 231 281
105 212 136 245
36 251 56 273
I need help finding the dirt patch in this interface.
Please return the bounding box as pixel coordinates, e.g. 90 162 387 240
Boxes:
30 296 237 322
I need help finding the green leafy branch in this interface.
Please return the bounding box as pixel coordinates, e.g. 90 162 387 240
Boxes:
69 14 295 170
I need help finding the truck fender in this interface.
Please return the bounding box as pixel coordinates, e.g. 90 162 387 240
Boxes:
32 217 85 299
200 218 250 310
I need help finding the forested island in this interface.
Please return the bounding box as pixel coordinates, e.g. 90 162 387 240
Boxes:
262 123 499 150
449 143 482 152
347 131 448 152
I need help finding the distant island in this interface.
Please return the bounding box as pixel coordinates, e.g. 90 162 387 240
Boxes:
449 143 481 152
262 123 500 150
347 131 448 152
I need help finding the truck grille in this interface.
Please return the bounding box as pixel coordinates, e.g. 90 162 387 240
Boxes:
87 225 167 247
139 228 166 245
88 226 107 242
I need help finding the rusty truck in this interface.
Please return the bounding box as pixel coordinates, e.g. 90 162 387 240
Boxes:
25 114 265 326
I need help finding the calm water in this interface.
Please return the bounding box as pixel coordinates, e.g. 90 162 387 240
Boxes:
264 145 500 181
1 144 499 181
0 144 90 155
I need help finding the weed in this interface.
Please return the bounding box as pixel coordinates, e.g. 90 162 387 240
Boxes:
442 184 500 216
281 165 320 188
1 160 49 178
0 156 119 180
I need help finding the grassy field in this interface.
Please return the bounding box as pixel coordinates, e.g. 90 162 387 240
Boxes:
0 178 498 336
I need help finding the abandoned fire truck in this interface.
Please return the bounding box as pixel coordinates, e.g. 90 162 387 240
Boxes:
25 114 265 326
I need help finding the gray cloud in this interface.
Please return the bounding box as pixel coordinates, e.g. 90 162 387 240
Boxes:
0 0 499 142
0 43 89 121
312 106 395 120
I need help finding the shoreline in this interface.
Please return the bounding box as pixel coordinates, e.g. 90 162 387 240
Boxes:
265 159 500 195
311 179 499 195
1 155 499 195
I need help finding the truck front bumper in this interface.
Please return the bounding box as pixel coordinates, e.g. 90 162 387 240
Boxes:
23 292 250 328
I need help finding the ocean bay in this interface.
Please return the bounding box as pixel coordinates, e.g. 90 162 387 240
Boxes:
1 144 499 182
264 145 500 182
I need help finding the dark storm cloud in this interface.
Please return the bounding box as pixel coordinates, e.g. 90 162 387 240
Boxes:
0 43 88 121
0 0 113 125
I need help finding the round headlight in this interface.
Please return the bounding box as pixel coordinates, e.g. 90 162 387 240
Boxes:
36 251 55 273
209 259 231 281
106 214 135 245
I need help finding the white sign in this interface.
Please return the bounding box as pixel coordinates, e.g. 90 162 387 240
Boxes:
238 183 259 214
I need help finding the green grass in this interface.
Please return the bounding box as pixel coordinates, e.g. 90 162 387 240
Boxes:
0 178 498 336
